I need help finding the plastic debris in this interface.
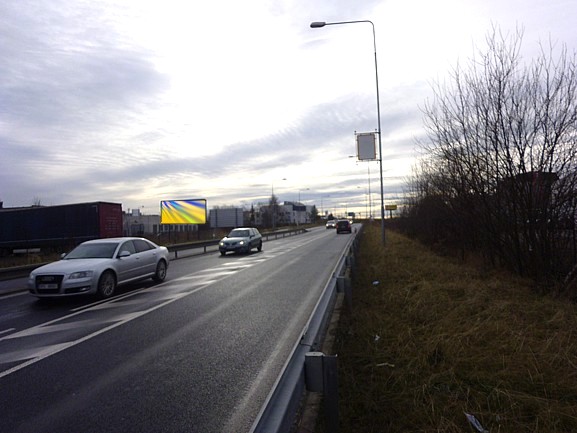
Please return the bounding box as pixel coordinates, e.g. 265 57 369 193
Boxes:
465 413 489 433
375 362 395 368
374 335 380 342
372 280 380 286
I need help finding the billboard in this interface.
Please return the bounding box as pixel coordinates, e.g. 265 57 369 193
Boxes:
160 199 207 224
356 132 377 161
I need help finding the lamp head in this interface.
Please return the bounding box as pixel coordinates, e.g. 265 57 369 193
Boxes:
310 21 326 28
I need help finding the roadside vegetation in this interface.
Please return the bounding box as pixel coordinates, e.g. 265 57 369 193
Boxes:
330 224 577 432
405 26 577 287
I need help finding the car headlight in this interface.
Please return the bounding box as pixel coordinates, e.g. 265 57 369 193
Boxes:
219 241 225 246
239 240 246 245
69 271 93 279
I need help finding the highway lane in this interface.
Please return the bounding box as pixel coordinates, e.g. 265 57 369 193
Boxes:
0 226 354 432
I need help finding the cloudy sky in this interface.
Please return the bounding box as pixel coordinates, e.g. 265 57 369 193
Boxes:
1 0 576 217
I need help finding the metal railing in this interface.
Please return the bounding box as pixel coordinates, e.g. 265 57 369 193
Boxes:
250 225 362 433
0 228 309 280
169 227 307 258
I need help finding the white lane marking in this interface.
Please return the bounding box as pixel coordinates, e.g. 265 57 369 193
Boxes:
0 328 16 336
0 289 199 379
0 232 328 377
2 318 107 339
0 343 71 364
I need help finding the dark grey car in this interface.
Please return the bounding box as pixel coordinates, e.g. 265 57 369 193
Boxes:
336 219 352 234
219 228 263 255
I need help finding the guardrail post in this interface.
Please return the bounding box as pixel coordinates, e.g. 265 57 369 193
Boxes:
337 273 352 311
305 352 339 433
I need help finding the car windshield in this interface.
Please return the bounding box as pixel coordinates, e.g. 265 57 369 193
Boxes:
228 229 249 238
65 243 119 259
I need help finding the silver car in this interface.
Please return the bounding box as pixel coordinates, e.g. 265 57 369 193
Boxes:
28 237 169 299
219 228 262 255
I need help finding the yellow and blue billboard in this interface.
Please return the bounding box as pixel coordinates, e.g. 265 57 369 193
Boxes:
160 199 207 224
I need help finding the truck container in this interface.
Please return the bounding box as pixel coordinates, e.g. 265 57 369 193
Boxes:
0 201 123 253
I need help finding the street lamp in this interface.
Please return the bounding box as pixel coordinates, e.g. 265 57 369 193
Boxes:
271 178 287 231
310 20 385 245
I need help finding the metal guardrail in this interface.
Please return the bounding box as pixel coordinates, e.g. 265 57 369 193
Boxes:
0 228 309 281
169 227 307 258
249 224 362 433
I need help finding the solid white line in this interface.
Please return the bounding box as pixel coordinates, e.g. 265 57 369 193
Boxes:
0 286 207 379
0 328 15 336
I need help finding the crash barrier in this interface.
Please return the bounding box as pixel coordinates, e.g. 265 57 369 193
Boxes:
0 264 40 281
0 228 309 280
169 227 307 259
250 224 362 433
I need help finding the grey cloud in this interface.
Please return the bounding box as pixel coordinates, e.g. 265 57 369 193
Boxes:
1 1 169 131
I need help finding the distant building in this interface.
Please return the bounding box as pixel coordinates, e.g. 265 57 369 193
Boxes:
123 208 196 236
280 201 313 225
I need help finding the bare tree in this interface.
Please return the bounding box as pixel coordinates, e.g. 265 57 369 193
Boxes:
409 26 577 282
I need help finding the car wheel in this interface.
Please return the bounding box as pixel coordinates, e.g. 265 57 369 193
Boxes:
220 251 226 256
97 271 116 298
257 241 262 252
153 260 167 282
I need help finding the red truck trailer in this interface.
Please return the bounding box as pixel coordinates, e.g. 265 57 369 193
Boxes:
0 201 123 254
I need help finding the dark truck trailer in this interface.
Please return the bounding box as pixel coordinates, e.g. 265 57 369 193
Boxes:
0 201 123 254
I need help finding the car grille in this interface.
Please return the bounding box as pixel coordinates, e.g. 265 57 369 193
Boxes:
35 275 64 294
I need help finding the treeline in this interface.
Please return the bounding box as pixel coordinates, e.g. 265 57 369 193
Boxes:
400 27 577 286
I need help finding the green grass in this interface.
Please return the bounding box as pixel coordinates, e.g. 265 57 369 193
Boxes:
330 225 577 432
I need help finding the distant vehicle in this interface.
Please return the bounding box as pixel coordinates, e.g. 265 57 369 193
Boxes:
325 220 337 229
28 237 169 299
219 227 262 255
336 219 352 234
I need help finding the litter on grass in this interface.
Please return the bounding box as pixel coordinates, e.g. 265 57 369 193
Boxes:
465 413 489 433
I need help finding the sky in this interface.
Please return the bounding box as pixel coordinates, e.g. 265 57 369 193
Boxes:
2 0 577 218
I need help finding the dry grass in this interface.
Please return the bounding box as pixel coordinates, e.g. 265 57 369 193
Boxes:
332 225 577 433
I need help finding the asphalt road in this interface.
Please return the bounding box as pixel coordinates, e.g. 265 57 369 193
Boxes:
0 226 353 433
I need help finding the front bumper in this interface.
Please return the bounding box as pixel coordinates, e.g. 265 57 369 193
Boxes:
28 274 98 297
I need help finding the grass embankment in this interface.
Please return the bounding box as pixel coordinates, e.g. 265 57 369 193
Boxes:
331 225 577 432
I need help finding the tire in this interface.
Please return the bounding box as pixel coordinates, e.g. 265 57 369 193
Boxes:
97 271 116 299
220 251 226 256
153 260 167 283
257 241 262 252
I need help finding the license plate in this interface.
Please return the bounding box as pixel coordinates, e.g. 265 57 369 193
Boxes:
39 283 58 289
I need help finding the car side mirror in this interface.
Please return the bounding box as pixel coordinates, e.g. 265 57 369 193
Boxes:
118 250 131 258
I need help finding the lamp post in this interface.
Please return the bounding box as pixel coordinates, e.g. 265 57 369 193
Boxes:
320 195 330 218
271 178 287 231
310 20 385 245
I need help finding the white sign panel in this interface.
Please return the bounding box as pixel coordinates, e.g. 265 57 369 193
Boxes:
356 132 377 161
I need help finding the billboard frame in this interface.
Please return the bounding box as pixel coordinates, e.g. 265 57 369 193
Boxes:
160 199 207 225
